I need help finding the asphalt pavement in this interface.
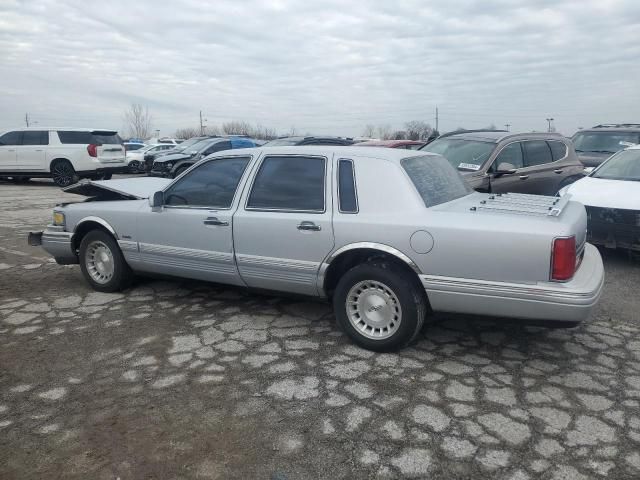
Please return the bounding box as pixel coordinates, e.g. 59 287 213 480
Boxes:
1 178 639 479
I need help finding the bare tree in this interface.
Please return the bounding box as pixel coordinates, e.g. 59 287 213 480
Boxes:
376 124 393 140
482 123 498 130
404 120 433 140
123 103 153 139
362 124 376 138
393 130 407 140
174 127 200 139
222 121 254 136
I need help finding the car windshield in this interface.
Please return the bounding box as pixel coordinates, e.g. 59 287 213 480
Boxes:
174 137 205 151
402 154 472 207
591 149 640 181
263 137 303 146
420 138 495 171
572 131 639 154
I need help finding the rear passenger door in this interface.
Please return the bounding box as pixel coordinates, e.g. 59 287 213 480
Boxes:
233 154 335 295
520 140 558 195
17 130 48 171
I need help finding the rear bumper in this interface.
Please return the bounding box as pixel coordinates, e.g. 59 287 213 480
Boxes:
420 243 604 323
28 226 78 265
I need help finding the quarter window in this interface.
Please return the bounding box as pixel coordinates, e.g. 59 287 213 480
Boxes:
247 156 326 211
523 140 553 167
548 141 567 161
338 159 358 213
0 131 22 146
164 156 250 207
22 131 48 146
493 142 524 170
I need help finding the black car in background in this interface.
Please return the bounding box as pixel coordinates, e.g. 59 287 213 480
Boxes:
143 136 212 171
263 136 354 146
572 124 640 167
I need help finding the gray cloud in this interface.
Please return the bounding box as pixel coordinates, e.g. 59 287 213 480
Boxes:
1 0 639 136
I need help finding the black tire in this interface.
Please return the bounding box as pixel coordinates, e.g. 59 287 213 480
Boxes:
172 165 190 178
79 230 132 292
333 262 427 352
101 172 113 180
51 160 78 187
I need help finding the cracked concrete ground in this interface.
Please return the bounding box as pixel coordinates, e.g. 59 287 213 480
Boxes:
1 178 640 479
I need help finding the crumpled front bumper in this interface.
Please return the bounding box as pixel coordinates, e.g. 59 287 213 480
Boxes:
28 226 78 265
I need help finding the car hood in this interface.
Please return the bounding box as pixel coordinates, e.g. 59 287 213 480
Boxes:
64 178 172 200
564 176 640 210
576 152 612 167
154 153 191 163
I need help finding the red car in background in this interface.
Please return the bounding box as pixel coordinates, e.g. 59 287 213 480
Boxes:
354 139 425 150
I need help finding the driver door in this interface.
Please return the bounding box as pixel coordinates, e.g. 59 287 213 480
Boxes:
135 155 253 285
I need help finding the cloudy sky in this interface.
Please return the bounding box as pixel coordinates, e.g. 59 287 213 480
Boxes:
1 0 639 137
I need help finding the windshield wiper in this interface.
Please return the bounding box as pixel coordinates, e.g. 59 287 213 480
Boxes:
583 150 615 154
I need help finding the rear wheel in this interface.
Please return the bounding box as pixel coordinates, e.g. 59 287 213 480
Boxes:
333 262 427 351
51 160 78 187
79 230 132 292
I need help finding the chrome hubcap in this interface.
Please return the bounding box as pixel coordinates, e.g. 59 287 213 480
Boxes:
346 280 402 340
86 241 114 284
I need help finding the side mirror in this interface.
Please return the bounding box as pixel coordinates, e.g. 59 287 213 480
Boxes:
495 162 517 175
149 191 164 207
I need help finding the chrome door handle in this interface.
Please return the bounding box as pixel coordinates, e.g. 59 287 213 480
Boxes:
203 217 229 226
554 169 563 174
519 175 529 180
297 221 321 231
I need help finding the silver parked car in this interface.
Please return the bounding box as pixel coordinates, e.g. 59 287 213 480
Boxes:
29 147 605 351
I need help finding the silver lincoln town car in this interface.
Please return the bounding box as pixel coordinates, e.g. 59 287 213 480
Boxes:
29 146 605 351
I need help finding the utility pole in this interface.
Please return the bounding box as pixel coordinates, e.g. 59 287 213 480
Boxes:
546 117 554 132
24 113 30 127
200 111 204 135
435 106 439 132
504 123 511 131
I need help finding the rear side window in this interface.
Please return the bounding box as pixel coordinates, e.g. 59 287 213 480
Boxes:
338 159 358 213
22 131 48 145
523 140 553 167
164 156 250 207
0 131 22 145
548 141 567 161
58 131 122 144
402 155 471 207
247 156 326 211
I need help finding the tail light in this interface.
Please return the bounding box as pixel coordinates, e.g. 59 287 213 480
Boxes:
551 236 576 281
87 144 98 157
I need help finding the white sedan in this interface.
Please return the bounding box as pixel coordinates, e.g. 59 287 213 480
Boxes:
559 145 640 251
126 144 175 172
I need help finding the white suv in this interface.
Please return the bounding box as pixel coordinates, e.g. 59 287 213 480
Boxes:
0 128 127 187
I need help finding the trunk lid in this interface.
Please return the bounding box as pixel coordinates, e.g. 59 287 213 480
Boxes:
92 131 126 164
64 178 171 200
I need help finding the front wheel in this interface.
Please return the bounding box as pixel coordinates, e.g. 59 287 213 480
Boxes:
101 172 113 180
79 230 132 292
333 262 427 351
51 160 78 187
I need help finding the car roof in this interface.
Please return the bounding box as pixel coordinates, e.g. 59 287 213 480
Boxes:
578 125 640 133
208 145 436 164
435 131 566 143
355 139 424 147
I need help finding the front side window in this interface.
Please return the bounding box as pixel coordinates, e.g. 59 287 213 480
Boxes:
523 140 552 167
493 142 523 170
0 131 22 145
202 141 231 156
421 138 495 171
164 156 251 207
247 156 326 211
402 155 471 207
22 131 48 145
572 131 640 155
592 149 640 181
338 159 358 213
